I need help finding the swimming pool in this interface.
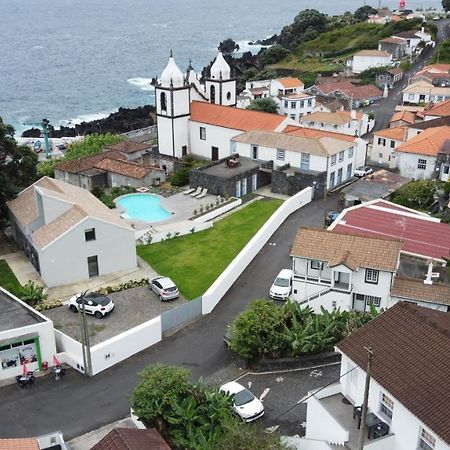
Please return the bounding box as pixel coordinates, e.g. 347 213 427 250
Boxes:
116 193 171 222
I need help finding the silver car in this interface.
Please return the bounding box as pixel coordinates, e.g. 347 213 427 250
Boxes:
149 276 179 301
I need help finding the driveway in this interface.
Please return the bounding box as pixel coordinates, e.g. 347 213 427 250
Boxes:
44 286 187 345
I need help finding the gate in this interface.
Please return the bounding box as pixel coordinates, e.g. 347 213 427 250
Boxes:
160 297 202 334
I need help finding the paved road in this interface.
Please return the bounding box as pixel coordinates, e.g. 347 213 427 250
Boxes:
364 19 450 135
0 194 339 440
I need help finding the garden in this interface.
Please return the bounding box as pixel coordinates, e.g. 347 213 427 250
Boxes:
228 299 378 362
137 198 283 299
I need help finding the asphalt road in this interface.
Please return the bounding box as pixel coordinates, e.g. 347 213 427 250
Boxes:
0 194 339 440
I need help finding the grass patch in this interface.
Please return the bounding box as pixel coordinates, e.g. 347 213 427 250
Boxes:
137 199 283 300
0 260 22 297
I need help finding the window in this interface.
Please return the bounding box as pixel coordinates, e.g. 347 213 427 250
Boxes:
87 255 99 278
330 172 335 187
84 228 96 242
290 114 296 120
366 296 381 307
291 101 297 109
390 140 396 148
418 158 427 170
301 153 310 170
419 428 436 450
284 100 289 108
160 92 167 112
339 151 344 162
252 145 258 160
307 99 312 107
277 149 285 161
408 93 414 101
300 100 305 108
380 393 394 420
347 163 352 179
331 155 336 166
365 268 379 284
230 140 236 155
200 127 206 140
210 85 216 103
348 147 354 158
378 137 386 146
310 260 323 270
226 92 232 101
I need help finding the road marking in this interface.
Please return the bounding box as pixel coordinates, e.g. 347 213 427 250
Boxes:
260 387 270 401
310 369 323 378
275 376 284 382
247 381 252 389
265 425 280 433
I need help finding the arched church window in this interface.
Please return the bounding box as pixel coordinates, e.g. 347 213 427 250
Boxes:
226 92 232 101
210 85 216 104
160 92 167 112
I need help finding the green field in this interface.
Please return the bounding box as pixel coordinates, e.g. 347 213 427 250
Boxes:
137 199 283 300
0 260 22 297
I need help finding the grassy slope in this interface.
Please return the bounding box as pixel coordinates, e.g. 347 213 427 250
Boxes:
137 199 283 300
0 260 22 296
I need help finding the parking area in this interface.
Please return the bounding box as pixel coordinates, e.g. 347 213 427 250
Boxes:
44 285 187 345
233 362 341 436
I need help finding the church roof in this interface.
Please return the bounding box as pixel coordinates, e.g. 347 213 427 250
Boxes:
210 52 231 80
160 53 185 88
190 101 285 132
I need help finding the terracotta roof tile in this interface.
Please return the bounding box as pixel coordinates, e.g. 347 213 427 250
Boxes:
0 438 39 450
94 158 151 179
91 428 171 450
374 126 408 141
391 277 450 305
390 110 416 125
56 151 125 174
313 81 382 100
105 141 149 154
337 303 450 445
290 227 401 272
424 99 450 117
190 101 286 132
396 125 450 156
416 64 450 75
283 125 357 143
277 77 304 88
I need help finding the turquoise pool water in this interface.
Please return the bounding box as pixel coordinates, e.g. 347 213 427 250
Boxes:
117 193 171 222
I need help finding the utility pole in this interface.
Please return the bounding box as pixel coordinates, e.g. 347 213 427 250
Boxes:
357 347 374 450
79 291 93 376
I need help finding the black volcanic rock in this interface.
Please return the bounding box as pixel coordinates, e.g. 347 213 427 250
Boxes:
218 38 240 54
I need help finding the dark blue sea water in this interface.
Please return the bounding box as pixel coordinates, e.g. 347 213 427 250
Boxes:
0 0 440 134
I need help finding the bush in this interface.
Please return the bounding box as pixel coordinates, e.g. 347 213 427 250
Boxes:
170 168 190 186
391 180 436 210
35 299 63 311
20 280 47 307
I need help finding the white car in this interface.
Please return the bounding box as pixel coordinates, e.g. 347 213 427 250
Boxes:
270 269 293 301
220 381 265 422
354 166 374 178
68 293 114 318
149 276 179 301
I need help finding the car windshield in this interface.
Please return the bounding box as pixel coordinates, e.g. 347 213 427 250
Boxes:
87 295 110 306
233 389 255 406
274 277 290 287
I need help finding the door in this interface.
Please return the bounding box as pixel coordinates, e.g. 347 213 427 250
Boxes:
87 255 99 278
235 180 241 198
252 173 257 191
337 168 343 185
242 178 247 196
182 145 187 157
211 146 219 161
353 294 366 312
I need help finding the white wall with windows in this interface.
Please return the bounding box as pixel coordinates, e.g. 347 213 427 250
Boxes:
327 146 357 189
369 135 404 168
280 95 316 122
395 152 437 179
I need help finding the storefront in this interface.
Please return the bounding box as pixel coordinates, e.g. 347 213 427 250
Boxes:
0 334 43 372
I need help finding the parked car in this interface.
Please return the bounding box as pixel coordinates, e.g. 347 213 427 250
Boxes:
354 166 374 178
325 211 340 227
149 276 179 301
269 269 293 301
68 293 114 318
220 381 265 422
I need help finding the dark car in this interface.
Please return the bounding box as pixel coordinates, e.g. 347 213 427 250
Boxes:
325 211 340 227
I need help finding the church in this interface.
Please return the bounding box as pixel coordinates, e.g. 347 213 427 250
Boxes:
155 51 293 161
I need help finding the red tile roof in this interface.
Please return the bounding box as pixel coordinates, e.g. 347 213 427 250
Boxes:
392 277 450 305
277 77 304 88
396 125 450 156
374 126 408 141
424 99 450 117
283 125 357 143
313 81 382 100
105 141 149 154
389 110 416 125
337 302 450 445
56 151 125 174
0 438 39 450
190 101 285 132
94 158 152 179
91 428 171 450
332 199 450 261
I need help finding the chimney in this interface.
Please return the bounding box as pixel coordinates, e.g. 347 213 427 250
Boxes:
424 260 434 285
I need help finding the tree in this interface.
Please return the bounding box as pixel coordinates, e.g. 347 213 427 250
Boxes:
0 118 38 227
259 44 290 67
443 0 450 12
391 180 436 210
354 5 377 21
246 98 279 114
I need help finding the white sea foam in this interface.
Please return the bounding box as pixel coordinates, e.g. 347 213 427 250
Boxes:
127 77 155 91
59 111 114 127
235 39 272 54
31 45 44 50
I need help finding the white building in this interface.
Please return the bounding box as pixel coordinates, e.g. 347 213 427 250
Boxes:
393 28 433 55
304 302 450 449
0 287 57 381
299 110 374 137
232 129 359 189
348 50 392 74
280 92 316 121
402 80 450 105
289 228 402 313
7 177 137 288
368 126 408 168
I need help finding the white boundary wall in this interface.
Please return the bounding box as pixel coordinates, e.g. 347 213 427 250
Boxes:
54 329 84 372
202 187 313 314
193 198 242 223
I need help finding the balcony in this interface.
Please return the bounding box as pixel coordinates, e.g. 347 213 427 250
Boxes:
306 385 394 449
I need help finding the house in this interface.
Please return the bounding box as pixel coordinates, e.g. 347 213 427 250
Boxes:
280 92 316 121
375 67 403 89
306 80 382 108
270 77 304 97
299 110 374 137
0 287 57 381
0 432 67 450
378 37 407 59
402 80 450 105
368 126 408 167
407 115 450 140
347 50 392 75
368 7 393 24
393 28 433 55
422 99 450 120
304 302 450 449
7 177 137 287
413 63 450 86
340 169 410 207
395 125 450 180
91 428 171 450
231 128 359 191
290 228 401 313
389 109 417 127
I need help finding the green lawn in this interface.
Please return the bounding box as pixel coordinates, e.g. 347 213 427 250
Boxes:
0 260 22 297
137 199 283 300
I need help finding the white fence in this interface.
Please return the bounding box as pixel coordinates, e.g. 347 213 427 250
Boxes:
202 187 313 314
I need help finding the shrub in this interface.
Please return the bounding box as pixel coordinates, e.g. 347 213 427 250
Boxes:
391 180 436 209
20 281 47 307
170 168 190 186
35 299 63 311
91 185 104 198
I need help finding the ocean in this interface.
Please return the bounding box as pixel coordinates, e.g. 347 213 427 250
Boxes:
0 0 441 134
